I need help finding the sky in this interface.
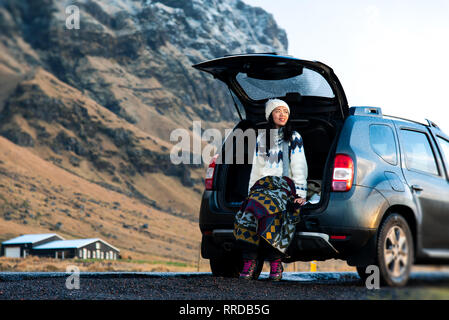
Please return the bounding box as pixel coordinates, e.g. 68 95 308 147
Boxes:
243 0 449 133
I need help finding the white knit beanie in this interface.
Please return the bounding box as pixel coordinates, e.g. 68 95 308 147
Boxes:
265 99 290 120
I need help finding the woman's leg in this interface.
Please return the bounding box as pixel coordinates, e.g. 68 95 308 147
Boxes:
259 239 284 281
259 239 283 261
235 240 258 279
236 240 258 260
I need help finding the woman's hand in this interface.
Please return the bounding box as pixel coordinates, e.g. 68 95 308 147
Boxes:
293 197 306 205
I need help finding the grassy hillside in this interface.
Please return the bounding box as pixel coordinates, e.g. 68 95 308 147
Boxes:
0 134 201 264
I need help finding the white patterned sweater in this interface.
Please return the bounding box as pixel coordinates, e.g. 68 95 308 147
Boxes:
248 128 308 199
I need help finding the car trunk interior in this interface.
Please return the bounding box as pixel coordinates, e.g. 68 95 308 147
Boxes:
219 114 342 209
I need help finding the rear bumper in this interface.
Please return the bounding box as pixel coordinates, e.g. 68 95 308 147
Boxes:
199 185 383 262
201 227 376 264
287 232 339 261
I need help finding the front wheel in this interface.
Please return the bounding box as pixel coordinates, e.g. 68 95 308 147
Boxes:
356 266 369 283
377 214 414 287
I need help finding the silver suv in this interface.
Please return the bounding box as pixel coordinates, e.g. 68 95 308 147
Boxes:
193 53 449 286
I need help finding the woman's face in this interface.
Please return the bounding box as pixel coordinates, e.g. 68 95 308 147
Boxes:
271 106 289 128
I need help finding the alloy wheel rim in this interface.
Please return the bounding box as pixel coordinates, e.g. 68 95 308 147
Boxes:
384 226 409 278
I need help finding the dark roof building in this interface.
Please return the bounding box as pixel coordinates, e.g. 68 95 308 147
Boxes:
1 233 64 258
32 238 120 260
1 234 120 260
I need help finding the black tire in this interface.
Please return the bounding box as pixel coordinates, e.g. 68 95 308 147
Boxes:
376 213 414 287
209 255 242 278
356 266 370 283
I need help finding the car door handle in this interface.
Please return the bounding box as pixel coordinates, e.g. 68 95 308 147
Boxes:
411 184 423 192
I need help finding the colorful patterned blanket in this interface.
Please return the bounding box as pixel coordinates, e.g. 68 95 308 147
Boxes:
233 176 301 255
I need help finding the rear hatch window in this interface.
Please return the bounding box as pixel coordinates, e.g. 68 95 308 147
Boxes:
236 68 335 100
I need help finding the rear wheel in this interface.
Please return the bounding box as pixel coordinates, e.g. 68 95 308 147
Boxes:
209 255 242 278
377 213 414 287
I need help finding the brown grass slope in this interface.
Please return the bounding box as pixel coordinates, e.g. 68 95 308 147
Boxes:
1 68 206 219
0 134 201 264
0 44 216 269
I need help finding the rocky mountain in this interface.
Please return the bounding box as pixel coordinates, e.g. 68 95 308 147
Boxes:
0 0 287 263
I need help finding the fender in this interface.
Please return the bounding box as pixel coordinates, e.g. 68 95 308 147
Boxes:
373 186 423 257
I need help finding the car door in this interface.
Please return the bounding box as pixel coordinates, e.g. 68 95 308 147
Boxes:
429 131 449 248
397 123 449 250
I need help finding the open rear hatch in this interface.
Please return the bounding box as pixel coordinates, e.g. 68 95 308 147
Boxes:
192 54 349 122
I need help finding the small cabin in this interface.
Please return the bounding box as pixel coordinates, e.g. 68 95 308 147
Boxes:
31 238 120 260
1 233 65 258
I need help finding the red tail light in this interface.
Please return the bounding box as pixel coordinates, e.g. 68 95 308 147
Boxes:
330 235 347 240
332 154 354 192
205 154 219 190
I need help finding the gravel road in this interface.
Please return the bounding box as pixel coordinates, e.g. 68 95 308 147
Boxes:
1 271 449 300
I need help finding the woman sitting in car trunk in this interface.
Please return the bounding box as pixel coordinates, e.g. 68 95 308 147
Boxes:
233 98 308 281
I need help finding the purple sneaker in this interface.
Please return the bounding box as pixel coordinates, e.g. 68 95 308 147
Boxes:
269 259 283 281
239 259 257 280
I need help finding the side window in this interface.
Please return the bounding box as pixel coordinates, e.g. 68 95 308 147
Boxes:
400 130 439 176
369 125 398 165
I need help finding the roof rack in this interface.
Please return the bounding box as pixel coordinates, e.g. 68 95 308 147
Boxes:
383 114 428 127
